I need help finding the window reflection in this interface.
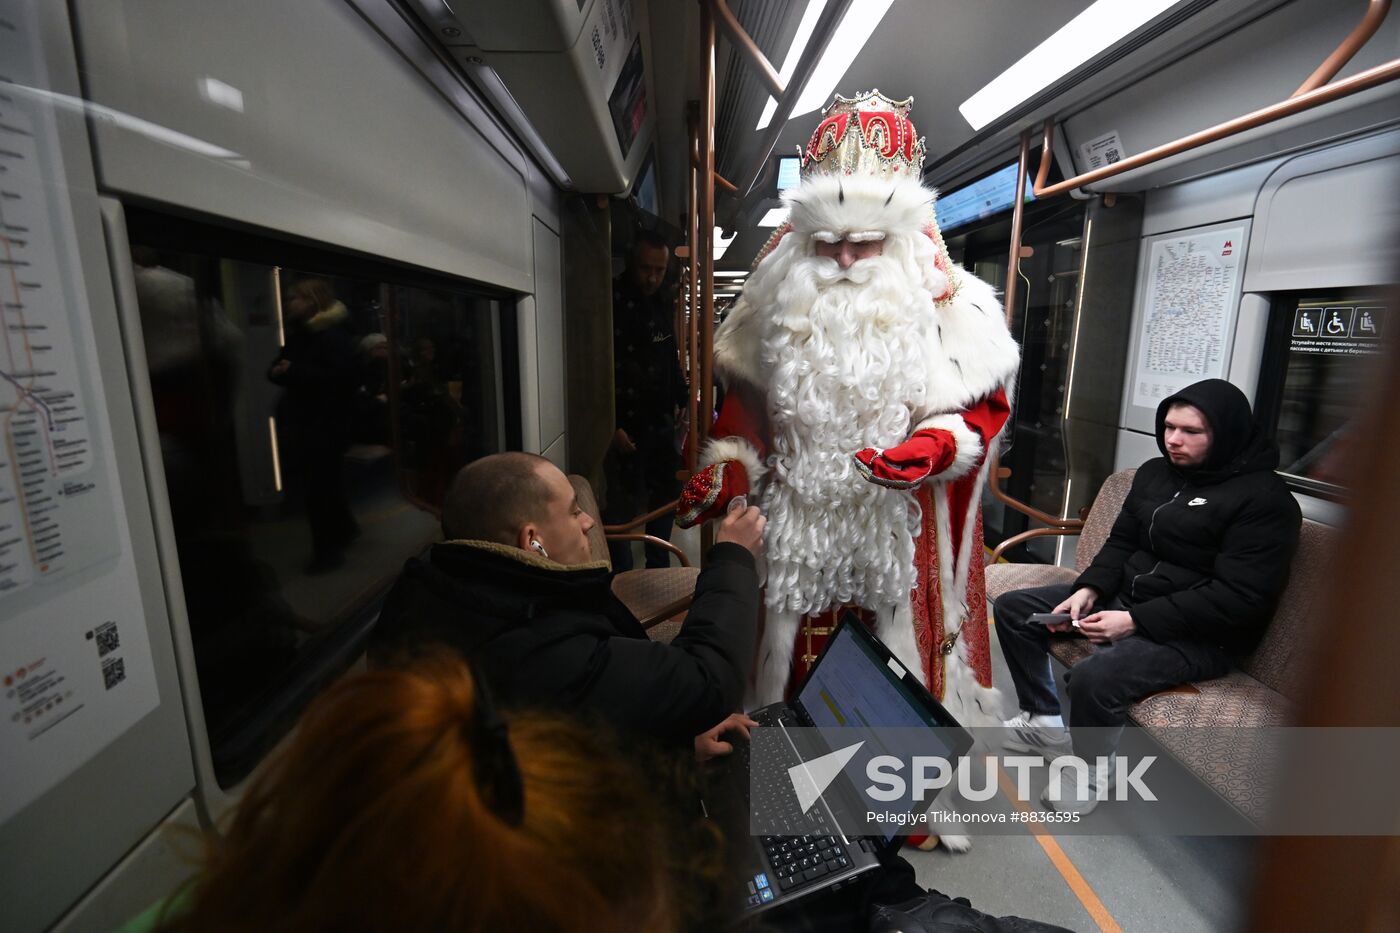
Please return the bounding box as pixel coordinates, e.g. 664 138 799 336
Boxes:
129 244 508 784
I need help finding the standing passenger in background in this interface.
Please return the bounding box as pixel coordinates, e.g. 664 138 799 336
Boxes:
268 278 359 574
606 230 688 570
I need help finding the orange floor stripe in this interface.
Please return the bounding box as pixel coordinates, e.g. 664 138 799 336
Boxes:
994 767 1123 933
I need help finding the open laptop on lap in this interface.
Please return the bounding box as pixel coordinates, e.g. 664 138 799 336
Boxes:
706 614 973 916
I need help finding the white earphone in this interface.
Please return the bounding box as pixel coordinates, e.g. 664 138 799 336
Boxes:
530 539 549 558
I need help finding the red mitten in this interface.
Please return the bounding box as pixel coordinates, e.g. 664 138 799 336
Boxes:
676 460 750 527
852 429 957 489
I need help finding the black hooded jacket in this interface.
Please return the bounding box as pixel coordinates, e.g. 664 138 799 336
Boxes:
1074 379 1302 653
370 540 760 746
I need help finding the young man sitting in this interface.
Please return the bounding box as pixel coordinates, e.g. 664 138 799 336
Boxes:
994 379 1302 812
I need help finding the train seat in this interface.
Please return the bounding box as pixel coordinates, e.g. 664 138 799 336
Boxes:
570 475 697 643
986 469 1334 823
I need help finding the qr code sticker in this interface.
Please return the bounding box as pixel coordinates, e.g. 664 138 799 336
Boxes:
102 656 126 690
95 621 120 657
1104 147 1121 164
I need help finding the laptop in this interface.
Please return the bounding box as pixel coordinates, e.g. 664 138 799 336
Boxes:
705 614 973 916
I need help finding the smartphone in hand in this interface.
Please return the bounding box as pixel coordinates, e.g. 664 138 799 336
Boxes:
1027 612 1075 627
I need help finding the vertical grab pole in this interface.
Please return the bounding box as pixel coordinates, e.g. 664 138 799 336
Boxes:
1004 129 1031 327
686 108 701 471
698 0 717 447
986 129 1034 522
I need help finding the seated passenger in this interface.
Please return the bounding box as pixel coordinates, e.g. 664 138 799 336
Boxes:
370 452 764 751
994 379 1302 812
150 657 691 932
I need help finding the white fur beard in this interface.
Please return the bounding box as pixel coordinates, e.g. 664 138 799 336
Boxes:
754 248 933 615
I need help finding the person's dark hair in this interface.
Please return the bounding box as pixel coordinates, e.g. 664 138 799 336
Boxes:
442 452 555 542
631 228 670 257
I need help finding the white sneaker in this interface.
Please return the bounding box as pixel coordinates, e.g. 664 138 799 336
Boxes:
1002 712 1072 756
1041 759 1115 815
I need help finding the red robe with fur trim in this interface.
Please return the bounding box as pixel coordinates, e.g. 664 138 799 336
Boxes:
695 249 1019 722
707 383 1009 701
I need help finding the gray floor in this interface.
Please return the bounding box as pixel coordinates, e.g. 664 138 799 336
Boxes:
666 526 1255 932
901 613 1255 933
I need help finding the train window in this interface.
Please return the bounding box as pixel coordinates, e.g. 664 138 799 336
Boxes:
127 233 515 786
1258 290 1389 495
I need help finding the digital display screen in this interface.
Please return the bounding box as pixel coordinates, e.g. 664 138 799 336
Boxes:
934 161 1035 233
776 156 801 194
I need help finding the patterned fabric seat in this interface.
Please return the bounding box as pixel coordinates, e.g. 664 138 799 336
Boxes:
570 475 698 635
991 469 1333 823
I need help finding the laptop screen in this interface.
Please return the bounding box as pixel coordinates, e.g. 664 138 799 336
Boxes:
797 623 960 841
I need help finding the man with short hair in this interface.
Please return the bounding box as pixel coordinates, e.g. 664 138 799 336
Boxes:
606 230 687 570
371 452 764 751
993 379 1302 813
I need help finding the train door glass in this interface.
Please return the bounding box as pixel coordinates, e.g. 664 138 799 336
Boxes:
968 205 1086 560
127 239 512 785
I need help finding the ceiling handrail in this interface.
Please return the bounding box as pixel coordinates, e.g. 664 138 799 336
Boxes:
1292 0 1390 96
709 0 855 200
712 0 786 100
1031 0 1397 199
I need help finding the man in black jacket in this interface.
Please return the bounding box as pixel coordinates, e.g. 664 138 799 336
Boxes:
605 230 689 570
993 379 1301 812
370 451 764 752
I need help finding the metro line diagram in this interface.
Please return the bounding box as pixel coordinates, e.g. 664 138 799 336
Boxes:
0 78 100 595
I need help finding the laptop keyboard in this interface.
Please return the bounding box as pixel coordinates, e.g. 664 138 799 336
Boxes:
741 708 853 900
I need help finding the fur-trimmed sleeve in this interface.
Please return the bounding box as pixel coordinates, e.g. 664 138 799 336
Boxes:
911 388 1011 482
697 381 770 492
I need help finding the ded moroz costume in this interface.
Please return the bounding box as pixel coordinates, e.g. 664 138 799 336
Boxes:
677 90 1020 724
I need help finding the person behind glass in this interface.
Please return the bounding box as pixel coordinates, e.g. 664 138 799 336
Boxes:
268 277 359 574
606 229 688 570
370 452 765 756
994 379 1302 813
145 656 687 933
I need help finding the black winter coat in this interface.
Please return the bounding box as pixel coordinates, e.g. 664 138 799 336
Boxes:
1074 380 1301 653
370 540 760 746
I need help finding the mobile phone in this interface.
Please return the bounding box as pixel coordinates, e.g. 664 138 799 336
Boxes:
1027 612 1074 626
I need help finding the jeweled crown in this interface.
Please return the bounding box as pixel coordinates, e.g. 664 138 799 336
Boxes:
799 89 927 182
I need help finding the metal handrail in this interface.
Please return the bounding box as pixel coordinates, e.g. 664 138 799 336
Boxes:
1032 1 1396 198
1292 0 1391 96
712 0 785 99
603 499 682 534
991 0 1398 532
987 524 1084 566
604 532 692 568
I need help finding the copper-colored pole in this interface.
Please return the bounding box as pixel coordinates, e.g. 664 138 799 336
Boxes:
989 525 1083 565
1004 129 1031 327
1034 119 1054 194
686 109 701 470
1292 0 1390 96
1033 54 1400 198
711 0 785 99
983 131 1033 524
699 0 717 447
732 0 854 199
715 173 739 194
